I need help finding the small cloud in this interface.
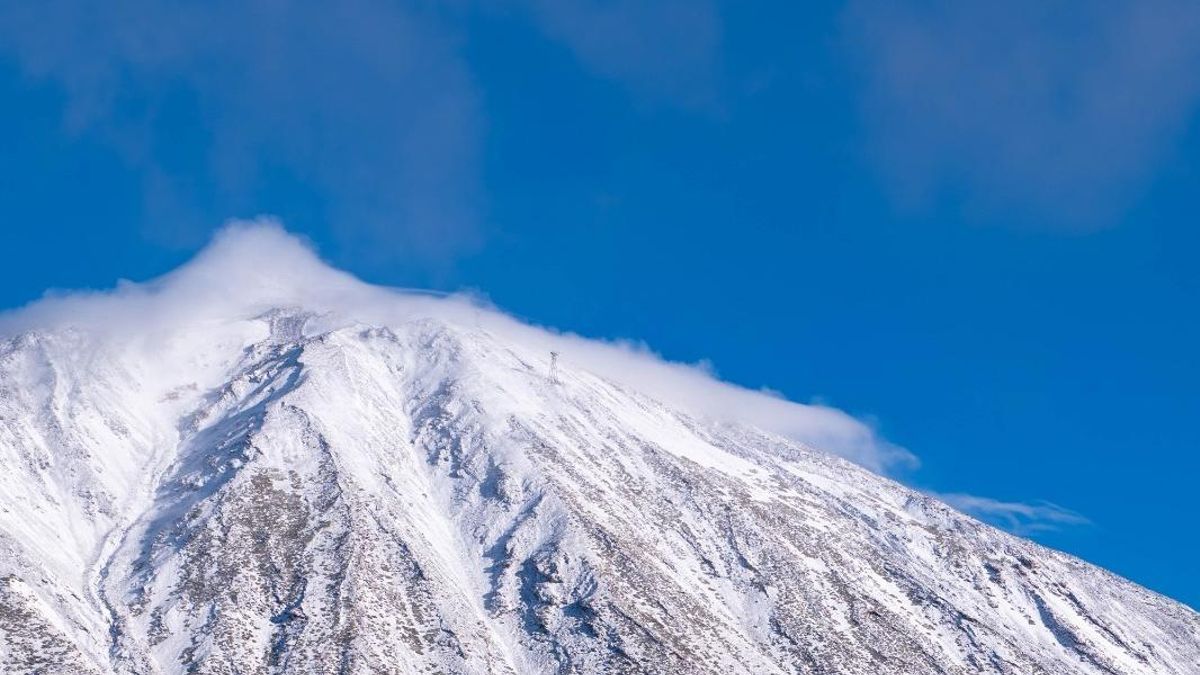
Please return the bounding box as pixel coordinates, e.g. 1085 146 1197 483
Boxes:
519 0 724 110
692 358 719 377
844 0 1200 229
757 386 785 400
936 492 1090 536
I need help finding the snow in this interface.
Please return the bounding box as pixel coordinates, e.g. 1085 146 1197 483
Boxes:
0 224 1197 673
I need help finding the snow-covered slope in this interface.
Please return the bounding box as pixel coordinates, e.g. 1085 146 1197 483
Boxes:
1 225 1197 674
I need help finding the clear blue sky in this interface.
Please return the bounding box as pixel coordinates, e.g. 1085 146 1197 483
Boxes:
2 2 1198 608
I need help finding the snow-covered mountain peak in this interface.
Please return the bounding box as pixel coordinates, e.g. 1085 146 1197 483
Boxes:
0 221 909 472
1 224 1197 674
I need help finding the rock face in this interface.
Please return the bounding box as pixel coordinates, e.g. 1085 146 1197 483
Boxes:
1 310 1198 674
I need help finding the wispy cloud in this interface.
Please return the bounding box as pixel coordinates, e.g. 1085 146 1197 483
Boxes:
844 0 1200 228
519 0 723 109
0 220 909 474
0 1 729 264
0 0 484 261
936 492 1090 536
0 220 1092 524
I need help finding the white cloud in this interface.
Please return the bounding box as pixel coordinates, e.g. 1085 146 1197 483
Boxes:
0 0 483 259
519 0 723 109
5 221 1095 530
936 492 1090 536
845 0 1200 228
0 219 911 473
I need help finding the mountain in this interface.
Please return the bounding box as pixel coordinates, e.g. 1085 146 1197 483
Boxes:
1 226 1197 674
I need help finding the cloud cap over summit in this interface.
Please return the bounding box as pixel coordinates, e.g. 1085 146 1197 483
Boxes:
1 220 912 473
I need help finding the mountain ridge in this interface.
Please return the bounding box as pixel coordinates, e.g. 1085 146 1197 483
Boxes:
0 225 1197 674
1 312 1197 674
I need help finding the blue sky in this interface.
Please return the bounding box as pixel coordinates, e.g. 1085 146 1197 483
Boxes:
2 1 1199 608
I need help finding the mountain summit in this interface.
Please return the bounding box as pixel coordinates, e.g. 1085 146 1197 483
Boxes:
1 225 1197 674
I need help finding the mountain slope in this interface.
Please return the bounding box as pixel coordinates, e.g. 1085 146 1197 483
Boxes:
1 225 1197 674
1 309 1197 675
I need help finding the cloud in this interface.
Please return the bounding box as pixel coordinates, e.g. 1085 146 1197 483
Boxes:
936 492 1090 536
4 221 1096 529
845 0 1200 228
517 0 723 109
0 0 728 265
0 219 910 473
0 0 483 260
